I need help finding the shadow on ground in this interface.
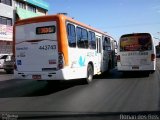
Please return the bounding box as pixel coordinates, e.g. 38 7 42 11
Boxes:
0 79 87 98
0 68 152 98
94 68 151 79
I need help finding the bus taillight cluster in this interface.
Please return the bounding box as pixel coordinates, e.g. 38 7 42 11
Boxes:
58 52 64 69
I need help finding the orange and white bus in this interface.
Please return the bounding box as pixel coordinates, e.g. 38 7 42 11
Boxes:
13 14 117 83
117 33 156 74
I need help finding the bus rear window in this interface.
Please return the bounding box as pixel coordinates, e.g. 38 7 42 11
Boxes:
120 33 152 51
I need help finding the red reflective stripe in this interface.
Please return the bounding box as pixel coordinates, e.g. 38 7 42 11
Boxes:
49 60 56 64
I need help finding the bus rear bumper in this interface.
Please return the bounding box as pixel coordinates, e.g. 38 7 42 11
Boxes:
14 67 87 80
117 63 156 72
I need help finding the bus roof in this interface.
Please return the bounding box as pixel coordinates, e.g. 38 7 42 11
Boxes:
120 33 151 38
15 14 113 38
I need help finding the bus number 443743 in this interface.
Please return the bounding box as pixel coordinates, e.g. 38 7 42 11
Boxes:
39 45 56 50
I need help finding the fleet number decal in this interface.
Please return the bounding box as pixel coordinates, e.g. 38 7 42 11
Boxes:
39 45 56 50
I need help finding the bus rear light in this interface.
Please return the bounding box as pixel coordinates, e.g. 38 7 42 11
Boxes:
58 52 65 69
117 55 120 62
58 60 63 64
151 54 155 61
58 55 63 60
58 64 63 69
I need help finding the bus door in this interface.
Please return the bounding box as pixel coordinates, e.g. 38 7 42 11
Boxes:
96 36 102 73
103 37 111 71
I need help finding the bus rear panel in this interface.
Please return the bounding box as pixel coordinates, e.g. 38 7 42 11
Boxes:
117 33 156 72
14 19 66 80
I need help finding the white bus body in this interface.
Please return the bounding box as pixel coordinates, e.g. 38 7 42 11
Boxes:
117 33 156 73
14 15 116 83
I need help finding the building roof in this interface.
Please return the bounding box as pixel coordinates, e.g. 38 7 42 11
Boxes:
24 0 49 10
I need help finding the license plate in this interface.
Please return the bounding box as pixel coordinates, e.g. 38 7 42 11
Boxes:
32 75 41 80
132 66 139 69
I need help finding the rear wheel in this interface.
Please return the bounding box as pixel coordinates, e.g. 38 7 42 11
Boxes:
107 61 112 72
5 69 13 74
86 64 93 83
150 70 155 74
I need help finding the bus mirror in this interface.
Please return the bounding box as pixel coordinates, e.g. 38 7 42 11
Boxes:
114 40 118 49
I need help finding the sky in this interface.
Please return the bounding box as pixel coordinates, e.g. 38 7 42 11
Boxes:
45 0 160 45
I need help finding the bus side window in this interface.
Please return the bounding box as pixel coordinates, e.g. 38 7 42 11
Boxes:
103 37 111 51
91 32 96 49
96 37 102 53
82 28 88 48
103 38 105 50
88 31 96 49
96 37 99 53
99 38 102 53
77 27 88 49
67 23 76 47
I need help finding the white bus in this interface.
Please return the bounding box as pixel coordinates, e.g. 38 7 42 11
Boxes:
13 14 117 83
117 33 156 73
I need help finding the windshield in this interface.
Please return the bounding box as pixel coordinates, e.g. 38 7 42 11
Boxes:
120 33 152 51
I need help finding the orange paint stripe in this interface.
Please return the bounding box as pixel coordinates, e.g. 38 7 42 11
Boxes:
58 16 69 66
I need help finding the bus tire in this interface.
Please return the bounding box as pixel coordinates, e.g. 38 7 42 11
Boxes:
109 60 112 69
107 61 111 72
86 64 93 84
5 69 13 74
150 70 155 74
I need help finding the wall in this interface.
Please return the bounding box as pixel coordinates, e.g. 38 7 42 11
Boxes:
0 2 14 22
